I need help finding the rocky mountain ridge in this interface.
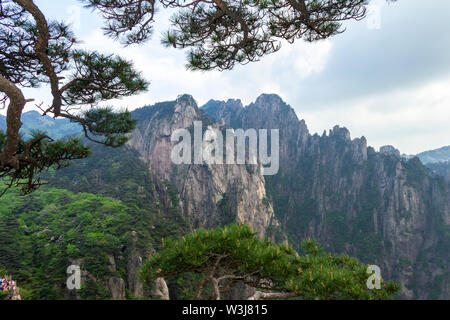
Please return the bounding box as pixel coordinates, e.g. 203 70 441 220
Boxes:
128 94 280 238
202 94 450 299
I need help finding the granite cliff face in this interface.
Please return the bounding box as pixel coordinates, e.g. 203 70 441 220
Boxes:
129 95 279 238
202 94 450 299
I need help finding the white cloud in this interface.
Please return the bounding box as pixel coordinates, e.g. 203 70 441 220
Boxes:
293 40 333 78
3 0 449 156
366 0 386 30
66 4 82 31
299 76 450 155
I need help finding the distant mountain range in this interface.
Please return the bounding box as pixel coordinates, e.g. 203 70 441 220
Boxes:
2 109 450 183
2 110 449 183
414 146 450 181
0 111 80 140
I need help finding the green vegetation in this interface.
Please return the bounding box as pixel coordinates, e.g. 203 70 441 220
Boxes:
140 224 400 300
0 140 188 300
1 1 149 195
404 157 429 188
217 193 237 226
0 187 153 299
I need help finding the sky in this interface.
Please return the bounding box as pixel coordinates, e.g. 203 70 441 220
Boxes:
6 0 450 155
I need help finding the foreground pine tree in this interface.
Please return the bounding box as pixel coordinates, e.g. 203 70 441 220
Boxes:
140 224 400 300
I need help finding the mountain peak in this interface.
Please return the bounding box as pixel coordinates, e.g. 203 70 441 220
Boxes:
380 145 401 158
255 93 283 105
329 125 351 141
22 110 42 117
251 93 295 116
176 94 197 107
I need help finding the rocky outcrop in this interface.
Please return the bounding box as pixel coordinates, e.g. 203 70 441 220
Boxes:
108 277 126 300
127 231 144 298
151 278 170 300
66 257 127 300
63 241 145 300
129 95 279 238
380 145 401 158
202 94 450 299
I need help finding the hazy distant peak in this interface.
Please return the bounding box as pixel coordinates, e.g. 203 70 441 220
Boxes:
416 145 450 164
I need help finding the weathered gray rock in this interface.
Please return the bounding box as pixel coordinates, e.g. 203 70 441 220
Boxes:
108 277 126 300
151 277 170 300
380 145 401 158
127 231 144 298
107 255 116 273
202 94 450 299
129 95 280 238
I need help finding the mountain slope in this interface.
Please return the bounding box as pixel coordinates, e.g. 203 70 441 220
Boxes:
417 146 450 164
129 94 280 238
415 146 450 182
427 161 450 181
1 140 188 299
202 94 450 299
0 187 151 299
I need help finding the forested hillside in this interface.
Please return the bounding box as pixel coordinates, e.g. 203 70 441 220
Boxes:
0 141 188 299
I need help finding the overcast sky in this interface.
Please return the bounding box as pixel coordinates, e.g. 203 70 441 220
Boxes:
9 0 450 154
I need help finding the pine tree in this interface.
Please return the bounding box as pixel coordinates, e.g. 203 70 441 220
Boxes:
139 224 400 300
0 0 147 195
0 215 20 272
